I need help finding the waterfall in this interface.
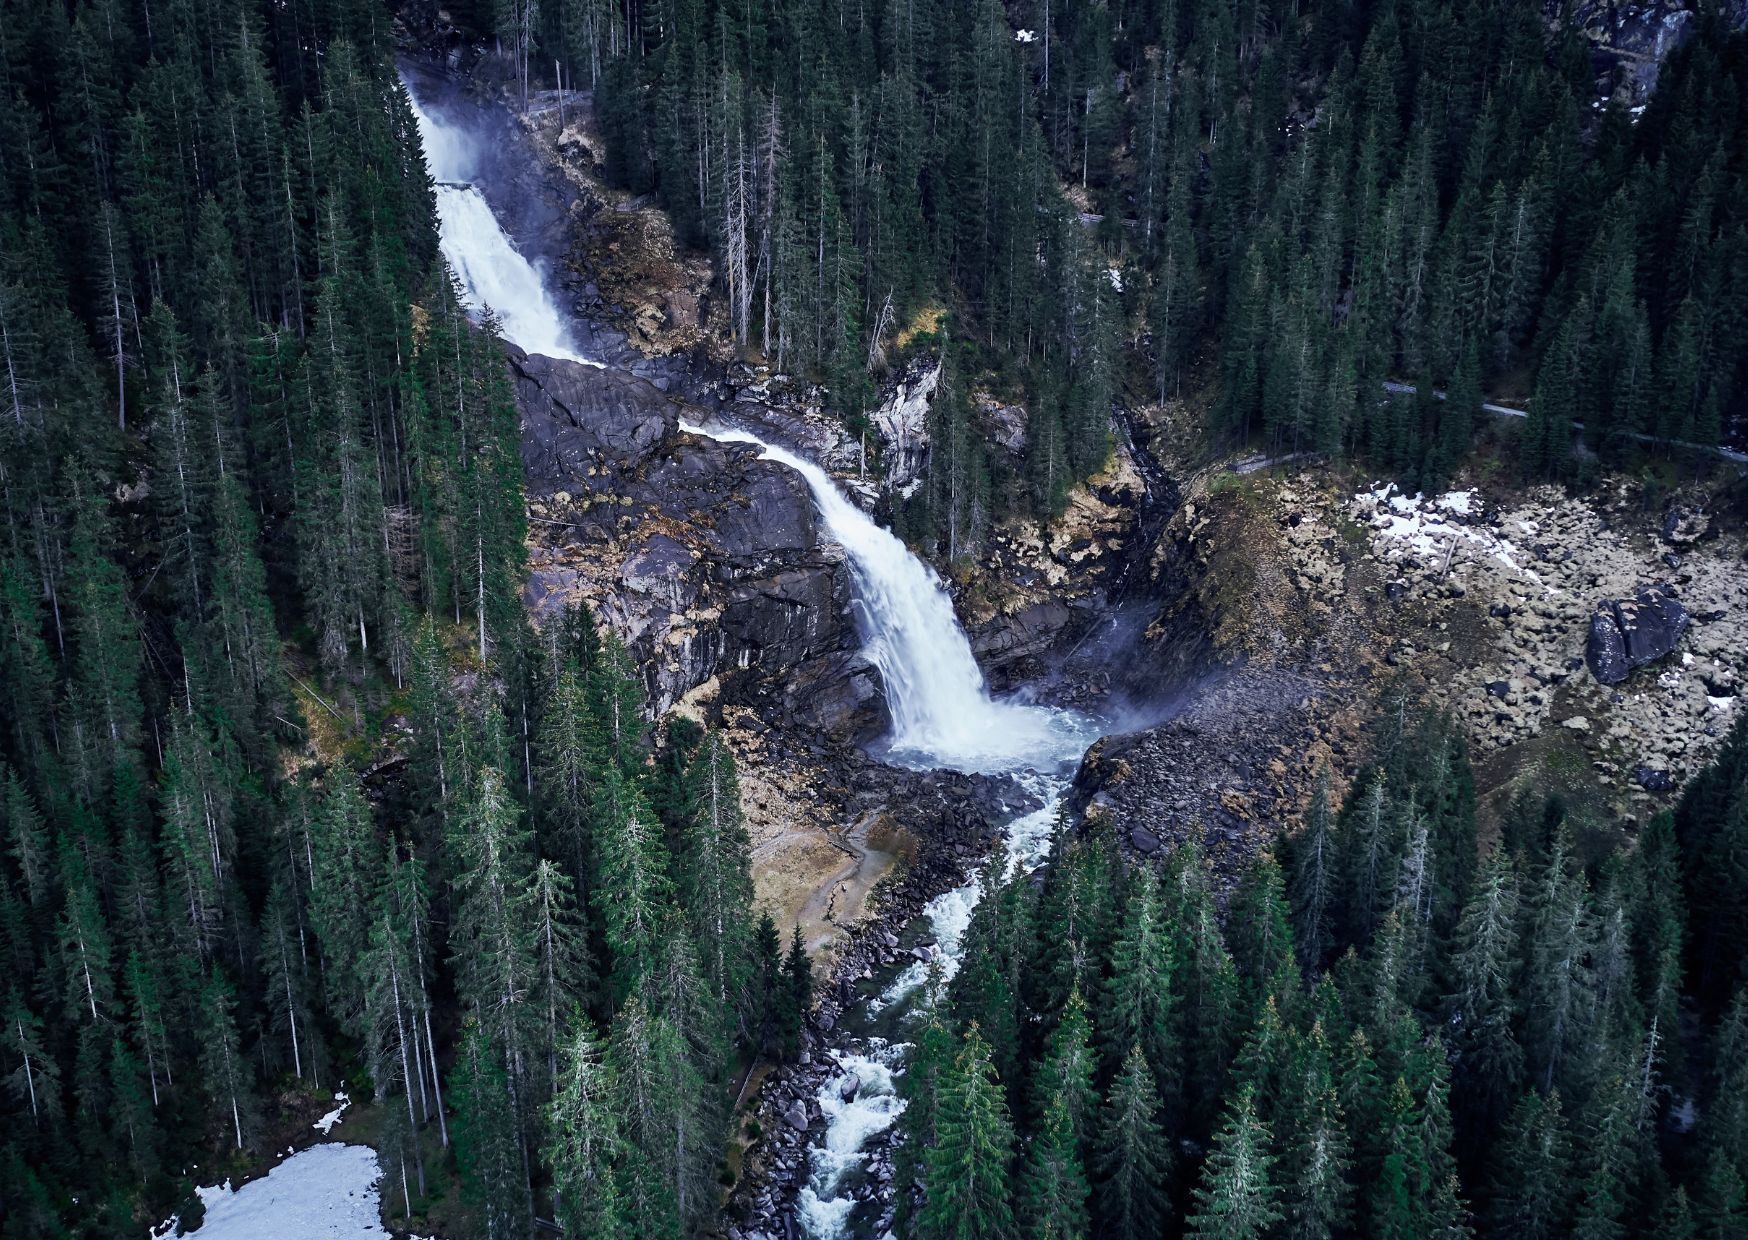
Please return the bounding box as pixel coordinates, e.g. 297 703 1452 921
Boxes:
401 74 1099 1238
407 75 1080 775
693 427 1087 773
406 85 598 367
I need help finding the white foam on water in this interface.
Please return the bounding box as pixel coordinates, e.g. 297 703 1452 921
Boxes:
796 1041 910 1240
404 82 600 368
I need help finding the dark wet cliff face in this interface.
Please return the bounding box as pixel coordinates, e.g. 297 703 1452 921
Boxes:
511 346 888 741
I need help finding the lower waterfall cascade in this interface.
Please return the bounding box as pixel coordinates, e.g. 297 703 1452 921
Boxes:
680 425 1092 776
403 73 1101 1239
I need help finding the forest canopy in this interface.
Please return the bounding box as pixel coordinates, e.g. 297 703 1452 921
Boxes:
505 0 1748 544
3 0 1747 1237
0 1 805 1235
893 703 1748 1240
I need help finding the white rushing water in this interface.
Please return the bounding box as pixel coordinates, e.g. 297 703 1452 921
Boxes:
690 427 1091 775
794 1039 911 1238
867 776 1063 1019
797 768 1077 1240
402 74 1098 1240
405 83 598 367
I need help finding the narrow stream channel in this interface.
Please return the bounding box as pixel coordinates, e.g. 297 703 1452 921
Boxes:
792 766 1082 1239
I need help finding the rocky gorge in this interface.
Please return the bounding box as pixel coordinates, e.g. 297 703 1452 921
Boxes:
400 36 1748 1239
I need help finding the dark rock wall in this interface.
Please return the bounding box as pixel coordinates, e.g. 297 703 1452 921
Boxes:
512 346 887 740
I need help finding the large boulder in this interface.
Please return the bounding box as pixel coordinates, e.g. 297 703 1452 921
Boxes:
1660 504 1712 546
1584 584 1690 685
509 346 676 475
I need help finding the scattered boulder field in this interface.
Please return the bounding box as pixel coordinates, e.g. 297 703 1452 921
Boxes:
1346 478 1745 785
1063 456 1747 874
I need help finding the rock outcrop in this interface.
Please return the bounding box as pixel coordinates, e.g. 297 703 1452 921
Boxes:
512 345 887 740
510 346 676 471
1557 0 1748 102
1584 585 1690 685
869 357 940 495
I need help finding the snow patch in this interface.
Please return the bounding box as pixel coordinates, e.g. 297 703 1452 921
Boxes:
313 1091 350 1135
1356 484 1550 589
154 1144 388 1239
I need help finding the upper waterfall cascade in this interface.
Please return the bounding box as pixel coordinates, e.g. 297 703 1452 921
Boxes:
406 86 598 367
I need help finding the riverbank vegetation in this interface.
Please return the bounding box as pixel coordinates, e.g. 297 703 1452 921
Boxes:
896 701 1748 1239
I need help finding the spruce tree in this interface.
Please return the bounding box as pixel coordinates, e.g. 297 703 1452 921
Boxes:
534 657 596 885
545 1009 630 1240
447 764 540 1127
3 989 59 1124
530 858 590 1086
676 732 755 1010
591 765 675 1005
1277 1022 1353 1240
1020 1088 1091 1240
196 966 258 1152
450 1020 532 1239
307 768 377 1024
1291 768 1338 973
257 878 317 1084
1031 985 1099 1154
1095 1044 1172 1240
1 765 50 908
918 1024 1017 1240
1099 866 1180 1093
1228 853 1297 1017
607 996 702 1236
1446 847 1524 1133
896 997 958 1235
1187 1085 1284 1240
1486 1088 1571 1238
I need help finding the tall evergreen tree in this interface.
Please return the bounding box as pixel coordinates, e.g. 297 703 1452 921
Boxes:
1187 1085 1284 1240
1095 1044 1172 1240
918 1024 1017 1240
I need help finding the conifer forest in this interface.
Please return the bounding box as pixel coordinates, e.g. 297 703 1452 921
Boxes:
0 0 1746 1238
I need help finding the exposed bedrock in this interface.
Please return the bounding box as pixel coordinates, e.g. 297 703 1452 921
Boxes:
510 345 887 740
